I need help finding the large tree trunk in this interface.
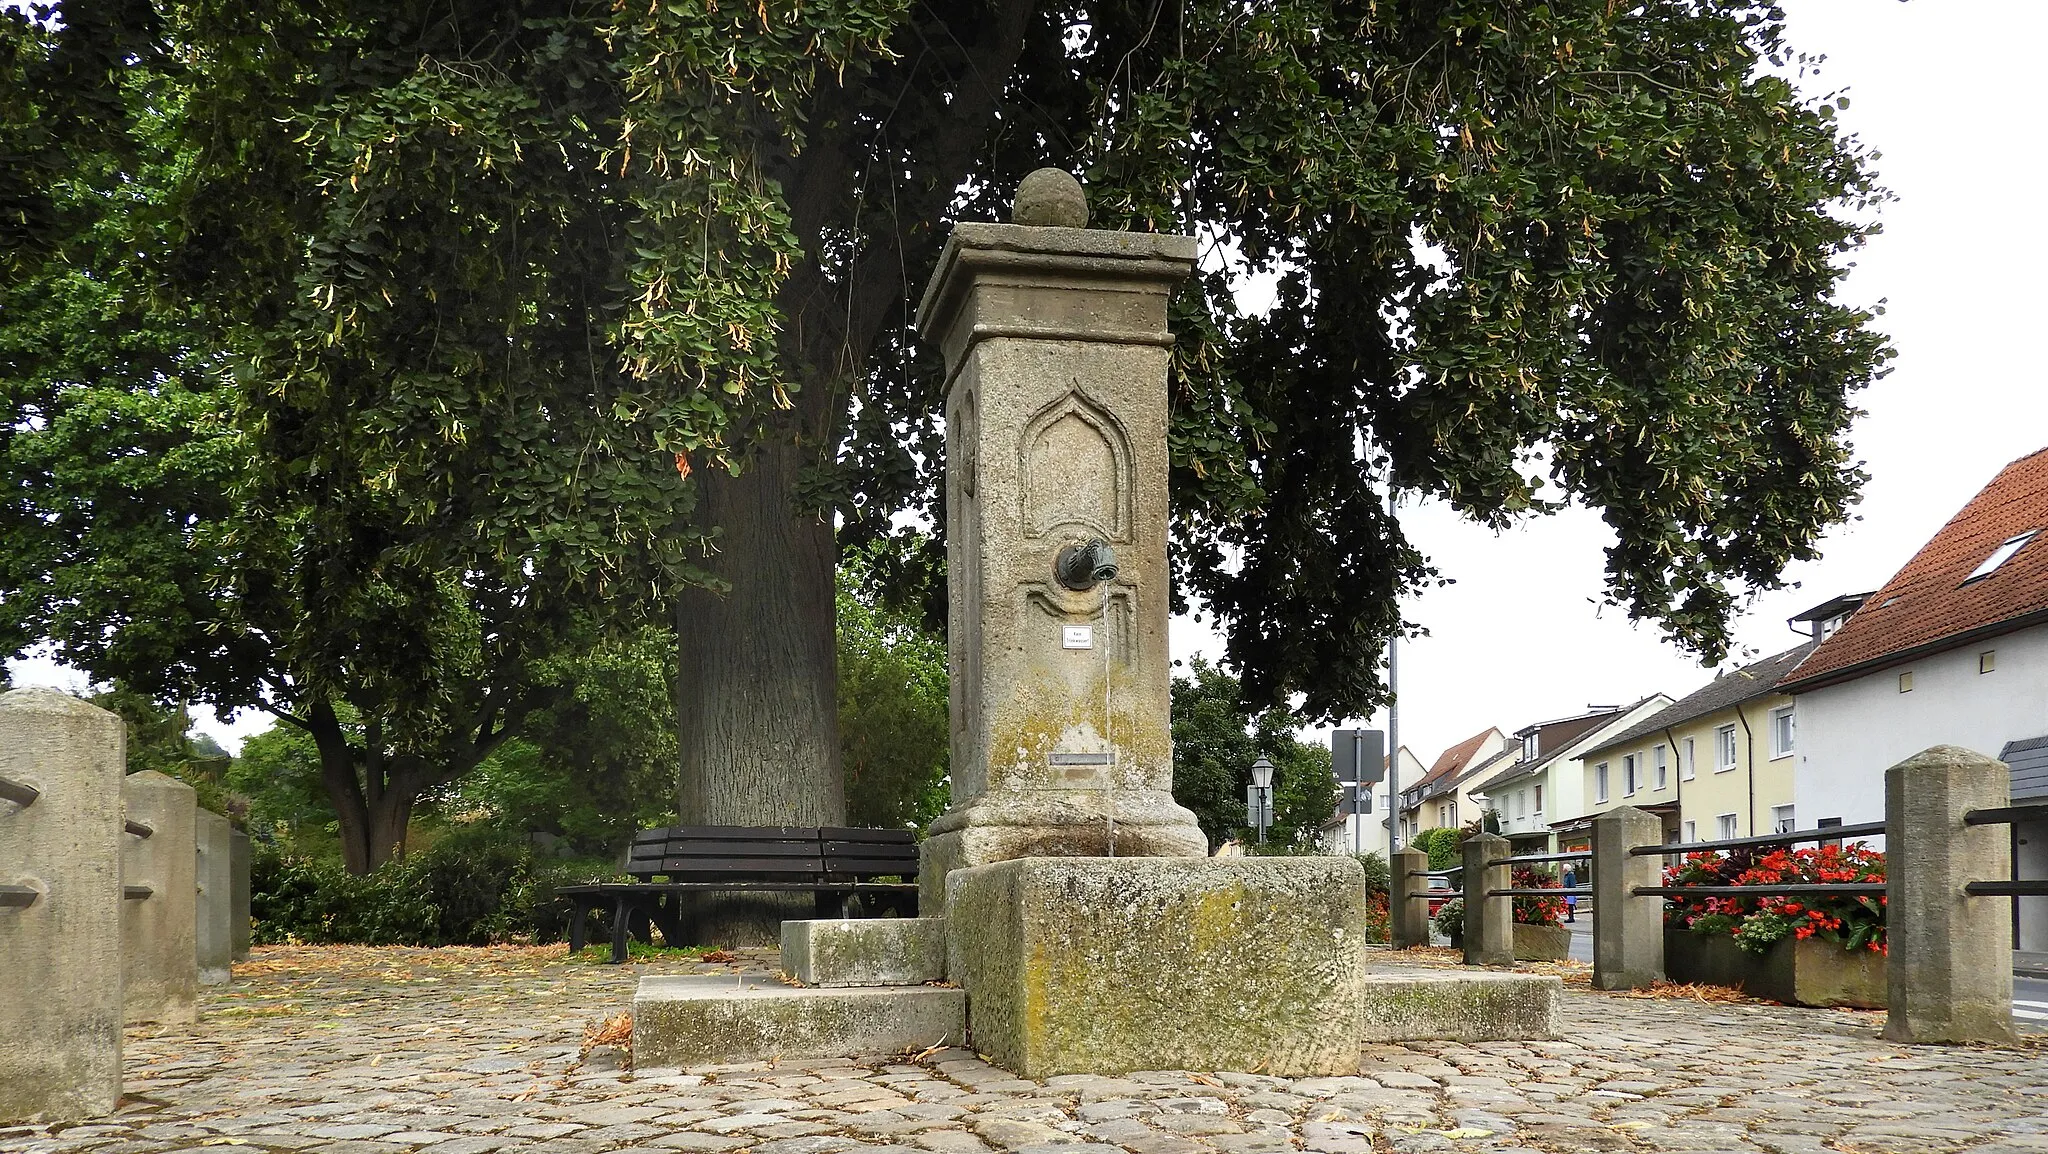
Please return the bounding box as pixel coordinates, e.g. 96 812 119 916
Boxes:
674 435 843 944
676 435 845 828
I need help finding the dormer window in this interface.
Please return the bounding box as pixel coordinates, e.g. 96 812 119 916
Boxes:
1963 529 2038 584
1521 733 1539 762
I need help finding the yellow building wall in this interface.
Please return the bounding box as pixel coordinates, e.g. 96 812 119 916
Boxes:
1577 694 1799 843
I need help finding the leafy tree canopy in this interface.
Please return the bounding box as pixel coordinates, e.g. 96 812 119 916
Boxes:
0 4 707 871
4 0 1891 843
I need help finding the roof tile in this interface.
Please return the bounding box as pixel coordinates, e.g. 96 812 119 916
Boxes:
1782 447 2048 689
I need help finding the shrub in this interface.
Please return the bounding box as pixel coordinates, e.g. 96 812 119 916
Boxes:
1664 845 1886 954
1354 850 1390 899
1362 889 1390 944
250 827 618 946
1433 896 1463 941
1412 827 1465 872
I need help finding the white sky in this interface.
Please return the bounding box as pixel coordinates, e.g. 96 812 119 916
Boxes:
12 0 2047 764
1169 0 2048 783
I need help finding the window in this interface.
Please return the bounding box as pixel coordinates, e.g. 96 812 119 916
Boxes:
1448 801 1458 827
1716 813 1739 840
1522 732 1539 762
1715 725 1738 772
1682 737 1697 781
1769 705 1795 760
1623 753 1639 796
1899 670 1914 693
1533 783 1544 815
1595 762 1610 803
1654 745 1668 790
1981 650 1997 674
1963 529 2038 584
1772 805 1795 835
1681 820 1697 844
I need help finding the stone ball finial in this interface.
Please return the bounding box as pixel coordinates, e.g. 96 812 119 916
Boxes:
1012 168 1089 228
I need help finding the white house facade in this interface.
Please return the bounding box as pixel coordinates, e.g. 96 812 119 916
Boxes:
1780 446 2048 955
1792 621 2048 826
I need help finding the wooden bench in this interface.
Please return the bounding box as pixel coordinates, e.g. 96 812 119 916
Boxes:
558 825 919 963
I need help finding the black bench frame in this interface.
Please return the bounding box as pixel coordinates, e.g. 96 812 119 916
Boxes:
558 825 918 963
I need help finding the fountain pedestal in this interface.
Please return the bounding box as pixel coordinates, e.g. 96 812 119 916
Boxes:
915 178 1209 911
621 172 1560 1076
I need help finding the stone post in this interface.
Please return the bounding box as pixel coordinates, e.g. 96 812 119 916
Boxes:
124 770 199 1024
1883 745 2015 1044
1462 832 1512 966
195 808 233 986
1391 847 1431 948
229 827 252 962
0 689 125 1123
914 168 1208 910
1591 806 1664 991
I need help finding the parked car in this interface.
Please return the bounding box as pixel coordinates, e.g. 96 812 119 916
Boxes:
1426 875 1454 917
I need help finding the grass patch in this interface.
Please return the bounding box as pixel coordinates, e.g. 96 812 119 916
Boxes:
567 941 723 964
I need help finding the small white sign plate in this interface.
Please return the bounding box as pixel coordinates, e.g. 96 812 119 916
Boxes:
1061 625 1094 650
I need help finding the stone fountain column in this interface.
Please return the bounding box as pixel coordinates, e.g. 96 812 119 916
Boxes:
915 170 1209 910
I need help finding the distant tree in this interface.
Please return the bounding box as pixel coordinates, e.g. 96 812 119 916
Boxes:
837 546 950 830
234 629 681 857
449 626 680 854
90 685 237 817
1170 658 1336 850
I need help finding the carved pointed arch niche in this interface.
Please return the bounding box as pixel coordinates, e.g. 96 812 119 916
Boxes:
1018 388 1132 542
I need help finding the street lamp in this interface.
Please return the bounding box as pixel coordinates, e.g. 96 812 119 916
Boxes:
1249 756 1275 845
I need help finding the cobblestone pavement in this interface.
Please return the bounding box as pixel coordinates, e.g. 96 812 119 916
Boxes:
7 945 2048 1154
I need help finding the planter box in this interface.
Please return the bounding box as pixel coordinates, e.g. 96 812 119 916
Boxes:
1512 923 1571 962
1663 927 1885 1008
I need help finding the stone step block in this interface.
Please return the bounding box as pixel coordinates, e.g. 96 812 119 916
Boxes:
1356 970 1560 1043
945 856 1368 1077
632 975 965 1068
780 917 947 987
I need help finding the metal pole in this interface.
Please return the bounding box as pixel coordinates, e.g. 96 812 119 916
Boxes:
1387 623 1400 852
1352 734 1364 856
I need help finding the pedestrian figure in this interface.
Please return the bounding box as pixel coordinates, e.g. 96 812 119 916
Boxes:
1562 863 1579 922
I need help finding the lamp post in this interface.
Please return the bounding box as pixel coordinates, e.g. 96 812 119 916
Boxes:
1249 756 1275 846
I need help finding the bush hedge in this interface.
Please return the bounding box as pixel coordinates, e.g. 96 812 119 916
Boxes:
251 827 616 946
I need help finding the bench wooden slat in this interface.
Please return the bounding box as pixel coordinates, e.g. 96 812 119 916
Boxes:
647 828 823 844
650 856 825 874
822 840 918 857
819 826 915 843
652 840 823 857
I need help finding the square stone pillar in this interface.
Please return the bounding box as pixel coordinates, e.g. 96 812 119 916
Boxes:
123 770 198 1024
915 174 1208 909
1461 833 1513 967
195 808 233 986
229 827 252 962
1591 806 1665 991
0 689 125 1123
1884 745 2015 1044
1390 847 1432 948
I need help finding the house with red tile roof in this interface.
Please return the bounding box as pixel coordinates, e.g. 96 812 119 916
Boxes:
1395 727 1510 845
1777 445 2048 952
